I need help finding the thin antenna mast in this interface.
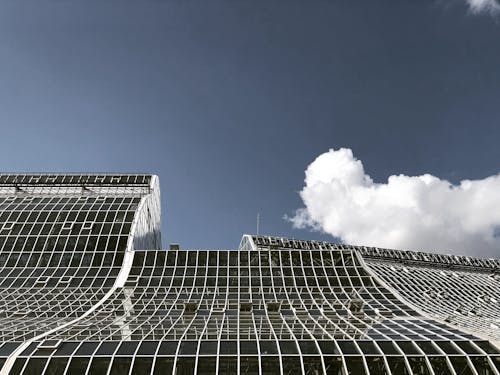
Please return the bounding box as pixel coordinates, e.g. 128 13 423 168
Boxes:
256 213 260 235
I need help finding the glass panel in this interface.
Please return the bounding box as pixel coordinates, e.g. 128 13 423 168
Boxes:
376 341 400 355
157 341 178 355
75 342 99 356
365 357 388 375
153 357 174 375
240 341 258 355
44 358 68 375
449 357 474 375
96 342 119 355
470 356 494 375
455 341 480 354
10 358 27 375
131 357 153 375
67 357 90 374
109 357 132 375
338 341 360 355
319 341 340 355
260 341 278 355
261 356 280 375
199 341 218 355
282 356 302 373
197 357 216 374
435 341 460 354
176 357 195 375
415 341 440 355
324 357 343 375
179 341 198 355
396 341 421 355
386 357 410 375
475 341 499 355
428 357 453 375
279 341 299 354
345 356 366 374
299 341 318 354
22 358 47 375
408 357 431 375
303 357 323 374
219 357 238 375
137 341 159 355
220 341 237 355
87 358 111 375
357 341 381 355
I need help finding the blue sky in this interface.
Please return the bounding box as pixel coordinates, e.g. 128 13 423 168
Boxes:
0 1 499 251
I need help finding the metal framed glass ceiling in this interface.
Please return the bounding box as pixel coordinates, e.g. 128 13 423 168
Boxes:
0 176 499 374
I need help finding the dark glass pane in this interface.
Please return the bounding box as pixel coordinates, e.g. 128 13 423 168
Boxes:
260 341 278 355
0 343 19 356
338 341 360 355
197 357 216 374
75 342 99 356
54 342 78 356
396 341 421 355
240 356 259 375
299 341 318 354
319 341 340 355
240 341 258 355
455 341 480 354
345 357 366 374
325 357 343 375
475 341 499 354
199 341 218 355
157 341 178 355
131 357 153 375
386 357 410 375
45 358 69 375
23 358 47 375
176 357 195 375
470 356 494 375
96 342 119 355
261 356 280 375
492 357 500 371
357 341 380 355
219 357 238 375
153 357 174 375
366 357 388 375
67 357 90 374
377 341 400 355
116 341 139 355
179 341 198 355
88 358 111 374
449 357 474 375
415 341 440 355
303 357 323 374
220 341 237 355
428 357 453 375
109 357 132 375
408 357 431 375
10 358 27 375
279 341 299 354
435 341 460 354
137 341 159 355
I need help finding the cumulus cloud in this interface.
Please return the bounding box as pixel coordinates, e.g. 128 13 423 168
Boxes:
465 0 500 15
288 148 500 256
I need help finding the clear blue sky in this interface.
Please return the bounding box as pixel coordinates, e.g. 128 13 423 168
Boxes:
0 1 499 249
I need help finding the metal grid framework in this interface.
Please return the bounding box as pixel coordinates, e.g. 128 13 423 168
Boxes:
0 175 161 374
0 175 499 374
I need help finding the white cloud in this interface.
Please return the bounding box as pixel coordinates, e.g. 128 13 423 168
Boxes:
465 0 500 15
288 148 500 256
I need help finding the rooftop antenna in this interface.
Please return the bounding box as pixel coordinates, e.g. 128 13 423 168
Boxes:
256 213 260 235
